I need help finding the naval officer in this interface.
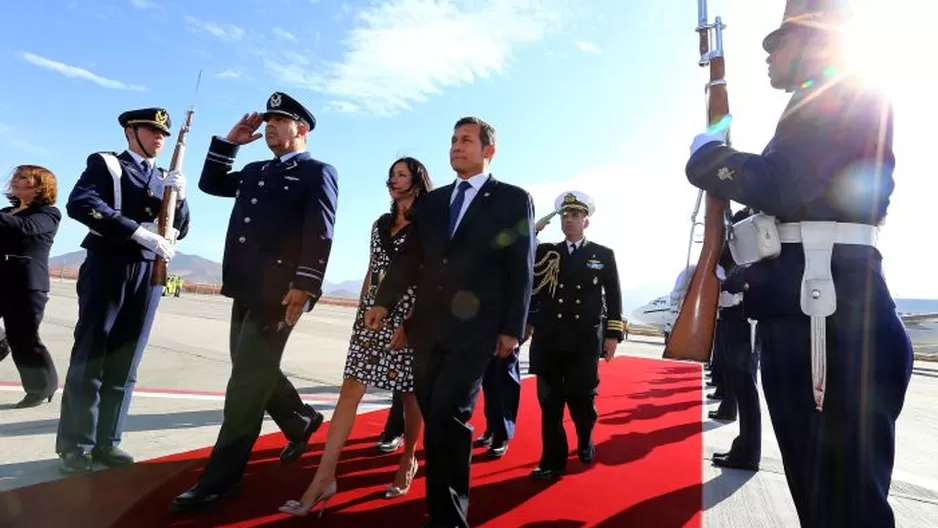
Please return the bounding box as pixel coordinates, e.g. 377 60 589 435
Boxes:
685 2 912 526
527 191 624 480
56 107 190 473
171 91 338 512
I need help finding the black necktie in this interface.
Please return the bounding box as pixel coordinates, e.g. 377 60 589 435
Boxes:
569 242 579 255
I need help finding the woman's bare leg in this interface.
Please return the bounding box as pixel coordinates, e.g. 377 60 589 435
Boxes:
297 376 367 504
389 391 423 491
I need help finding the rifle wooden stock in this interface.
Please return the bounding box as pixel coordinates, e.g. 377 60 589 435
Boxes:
663 6 728 363
151 107 194 286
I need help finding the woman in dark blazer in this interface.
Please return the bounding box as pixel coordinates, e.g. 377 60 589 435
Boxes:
0 164 61 408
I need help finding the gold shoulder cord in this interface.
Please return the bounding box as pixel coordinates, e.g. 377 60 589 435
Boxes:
532 250 561 297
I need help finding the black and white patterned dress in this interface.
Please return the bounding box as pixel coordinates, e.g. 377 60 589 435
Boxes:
343 215 416 392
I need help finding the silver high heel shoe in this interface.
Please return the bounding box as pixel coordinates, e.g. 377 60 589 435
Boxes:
385 459 418 498
278 480 337 517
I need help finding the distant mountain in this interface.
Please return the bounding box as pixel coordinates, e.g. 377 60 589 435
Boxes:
48 250 363 299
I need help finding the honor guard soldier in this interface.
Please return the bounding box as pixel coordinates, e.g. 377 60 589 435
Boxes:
710 206 761 470
526 191 624 480
56 107 190 473
685 2 912 526
171 91 338 512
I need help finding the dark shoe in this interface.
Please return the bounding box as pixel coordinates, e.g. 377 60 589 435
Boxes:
474 431 493 448
92 446 135 467
14 393 54 409
280 406 324 465
578 444 595 464
170 484 239 512
59 452 93 474
711 456 759 471
529 467 565 481
707 392 722 400
375 433 404 453
486 440 508 458
708 410 736 422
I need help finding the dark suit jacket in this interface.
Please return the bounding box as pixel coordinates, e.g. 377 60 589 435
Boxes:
374 175 535 354
0 204 61 292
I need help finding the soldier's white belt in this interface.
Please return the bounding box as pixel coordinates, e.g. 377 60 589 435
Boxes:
730 215 879 413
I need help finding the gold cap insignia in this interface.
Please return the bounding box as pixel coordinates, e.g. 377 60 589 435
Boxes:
155 110 168 127
564 193 576 203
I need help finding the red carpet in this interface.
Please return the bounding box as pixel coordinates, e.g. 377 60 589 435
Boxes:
2 356 703 528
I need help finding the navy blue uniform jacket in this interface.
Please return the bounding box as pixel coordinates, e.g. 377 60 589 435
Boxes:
67 151 191 261
374 176 535 353
0 204 61 292
199 137 339 308
686 75 896 318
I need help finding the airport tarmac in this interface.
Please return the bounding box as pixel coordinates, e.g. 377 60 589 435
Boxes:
2 279 937 527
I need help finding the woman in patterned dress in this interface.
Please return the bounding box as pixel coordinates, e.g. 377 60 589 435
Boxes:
280 157 433 517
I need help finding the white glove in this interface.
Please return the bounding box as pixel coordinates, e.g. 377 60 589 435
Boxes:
132 226 176 261
161 170 187 200
140 221 180 244
715 264 727 281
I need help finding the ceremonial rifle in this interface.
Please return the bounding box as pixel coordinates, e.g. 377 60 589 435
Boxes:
662 0 729 362
152 71 202 286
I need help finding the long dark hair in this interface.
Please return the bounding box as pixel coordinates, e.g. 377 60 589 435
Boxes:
386 156 432 222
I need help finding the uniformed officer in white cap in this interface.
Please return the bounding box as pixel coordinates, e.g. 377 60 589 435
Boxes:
525 190 624 479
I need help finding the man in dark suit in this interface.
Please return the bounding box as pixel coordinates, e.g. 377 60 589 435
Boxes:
57 108 190 474
171 91 337 512
526 191 624 480
365 116 535 528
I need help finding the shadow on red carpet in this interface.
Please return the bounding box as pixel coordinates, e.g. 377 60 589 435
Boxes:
1 356 703 527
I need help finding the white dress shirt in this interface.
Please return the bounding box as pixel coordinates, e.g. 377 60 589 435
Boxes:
449 172 489 233
566 238 585 254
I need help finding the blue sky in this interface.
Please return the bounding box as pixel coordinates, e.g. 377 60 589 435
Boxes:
0 0 934 305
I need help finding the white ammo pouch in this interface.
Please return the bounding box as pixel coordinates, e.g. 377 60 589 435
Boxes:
777 221 879 412
728 213 782 266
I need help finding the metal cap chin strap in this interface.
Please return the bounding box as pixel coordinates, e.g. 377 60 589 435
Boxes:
132 126 154 159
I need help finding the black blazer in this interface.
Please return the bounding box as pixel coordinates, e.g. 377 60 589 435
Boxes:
0 204 61 292
374 175 535 354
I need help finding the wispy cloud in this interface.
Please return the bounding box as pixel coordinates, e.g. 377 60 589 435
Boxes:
184 16 245 42
273 27 298 43
215 68 243 79
0 122 51 156
266 0 569 116
575 40 601 54
130 0 161 9
18 52 146 91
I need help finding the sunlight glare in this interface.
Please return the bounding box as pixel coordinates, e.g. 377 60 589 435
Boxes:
841 5 911 95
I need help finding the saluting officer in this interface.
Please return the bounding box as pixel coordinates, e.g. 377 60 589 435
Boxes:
685 2 912 526
56 107 190 473
171 91 338 512
527 191 624 480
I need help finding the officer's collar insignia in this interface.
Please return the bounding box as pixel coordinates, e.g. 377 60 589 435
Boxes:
283 160 298 172
155 110 168 127
270 93 282 108
717 167 735 181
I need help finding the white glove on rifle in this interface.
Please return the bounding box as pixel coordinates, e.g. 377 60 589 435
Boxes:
690 115 731 155
132 226 176 261
139 221 180 244
160 170 187 200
